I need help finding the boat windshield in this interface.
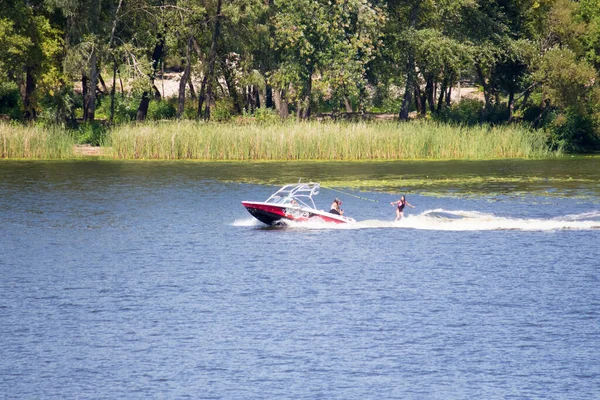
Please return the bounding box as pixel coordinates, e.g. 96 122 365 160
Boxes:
265 183 320 209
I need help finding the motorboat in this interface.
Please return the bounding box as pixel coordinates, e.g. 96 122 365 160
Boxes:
242 182 356 226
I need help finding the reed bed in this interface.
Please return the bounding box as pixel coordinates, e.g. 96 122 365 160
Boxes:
0 123 75 159
107 120 555 160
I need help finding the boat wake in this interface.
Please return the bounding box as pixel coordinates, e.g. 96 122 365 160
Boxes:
385 209 600 231
234 210 600 231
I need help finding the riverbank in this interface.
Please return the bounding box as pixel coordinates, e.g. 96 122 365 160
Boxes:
2 120 558 160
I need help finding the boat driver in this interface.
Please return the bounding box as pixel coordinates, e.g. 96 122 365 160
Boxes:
329 198 344 215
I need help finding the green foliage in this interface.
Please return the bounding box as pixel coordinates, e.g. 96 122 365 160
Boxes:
75 122 107 146
246 107 281 124
436 99 484 126
147 99 177 120
533 47 597 111
548 110 600 152
0 82 23 119
95 96 138 124
183 100 198 120
212 99 234 122
38 86 76 124
2 0 600 153
0 18 32 82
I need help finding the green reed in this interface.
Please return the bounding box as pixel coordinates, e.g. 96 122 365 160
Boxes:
107 120 556 160
0 123 75 159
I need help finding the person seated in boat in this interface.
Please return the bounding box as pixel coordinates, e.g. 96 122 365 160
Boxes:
329 198 344 215
283 197 296 204
391 195 414 221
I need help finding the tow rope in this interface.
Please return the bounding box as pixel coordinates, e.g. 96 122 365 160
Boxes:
321 186 380 203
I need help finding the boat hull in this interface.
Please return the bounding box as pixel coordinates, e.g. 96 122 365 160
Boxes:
242 201 354 225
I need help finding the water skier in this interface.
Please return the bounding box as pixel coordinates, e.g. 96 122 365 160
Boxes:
391 195 414 221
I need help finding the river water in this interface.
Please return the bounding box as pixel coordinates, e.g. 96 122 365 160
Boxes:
1 159 599 399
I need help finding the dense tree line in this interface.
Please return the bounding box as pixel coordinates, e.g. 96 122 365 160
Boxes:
1 0 599 150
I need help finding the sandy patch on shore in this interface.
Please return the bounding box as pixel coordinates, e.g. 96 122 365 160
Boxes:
74 145 105 156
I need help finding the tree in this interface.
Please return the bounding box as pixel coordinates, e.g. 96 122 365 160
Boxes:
1 0 64 121
272 0 384 119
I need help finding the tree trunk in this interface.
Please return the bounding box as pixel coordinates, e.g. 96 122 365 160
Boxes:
425 76 435 113
152 84 161 100
273 87 288 118
136 91 150 121
475 63 491 113
533 91 548 128
273 87 281 113
222 59 242 114
108 0 124 49
344 96 353 113
258 85 266 109
437 78 447 112
414 85 423 115
109 59 117 124
108 0 123 124
84 49 98 123
266 86 273 108
119 71 124 99
400 0 419 121
197 75 208 119
299 67 313 119
507 89 515 123
137 35 165 121
249 85 258 113
177 38 193 119
98 74 108 95
519 90 531 113
188 80 196 100
203 0 223 121
399 63 413 121
281 93 289 118
82 73 88 118
23 66 36 121
399 81 412 120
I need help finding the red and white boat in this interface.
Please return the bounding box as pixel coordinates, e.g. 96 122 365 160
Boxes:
242 182 355 226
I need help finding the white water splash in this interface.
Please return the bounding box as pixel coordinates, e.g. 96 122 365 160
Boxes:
391 209 600 231
232 218 263 227
235 209 600 231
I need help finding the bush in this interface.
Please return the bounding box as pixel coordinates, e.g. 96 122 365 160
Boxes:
252 107 280 124
147 99 176 120
38 86 77 125
183 100 198 119
97 96 138 124
0 82 23 120
436 98 484 125
548 109 599 152
212 99 234 122
74 122 107 145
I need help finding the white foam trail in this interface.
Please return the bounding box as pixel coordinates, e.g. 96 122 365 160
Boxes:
558 211 600 221
235 209 600 231
232 218 262 227
389 209 600 231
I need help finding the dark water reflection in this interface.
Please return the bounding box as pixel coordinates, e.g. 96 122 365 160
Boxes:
1 159 599 399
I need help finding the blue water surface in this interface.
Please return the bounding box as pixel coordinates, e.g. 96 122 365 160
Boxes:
1 160 599 399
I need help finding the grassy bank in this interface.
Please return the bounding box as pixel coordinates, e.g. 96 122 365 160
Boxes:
0 123 74 159
107 120 557 160
1 120 557 160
